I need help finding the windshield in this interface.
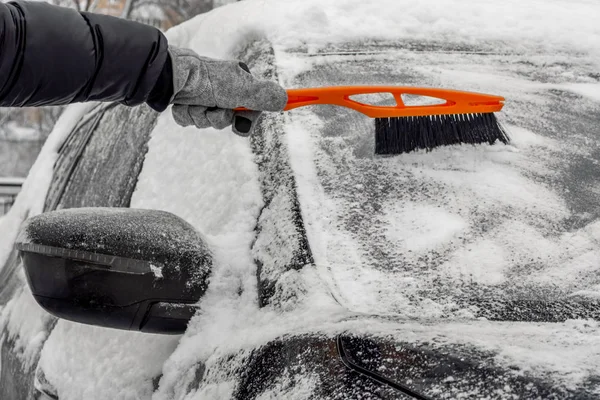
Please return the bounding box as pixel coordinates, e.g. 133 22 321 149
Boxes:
280 40 600 321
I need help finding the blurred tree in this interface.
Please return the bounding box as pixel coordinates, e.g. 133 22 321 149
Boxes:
51 0 214 28
56 0 98 12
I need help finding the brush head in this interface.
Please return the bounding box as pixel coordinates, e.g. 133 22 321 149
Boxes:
374 112 509 155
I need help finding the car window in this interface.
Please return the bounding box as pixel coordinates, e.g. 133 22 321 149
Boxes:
281 40 600 322
1 102 159 400
45 104 159 210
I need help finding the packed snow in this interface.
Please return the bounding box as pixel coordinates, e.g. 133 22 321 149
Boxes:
1 0 600 398
38 323 179 400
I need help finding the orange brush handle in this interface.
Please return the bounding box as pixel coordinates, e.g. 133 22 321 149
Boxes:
237 86 504 118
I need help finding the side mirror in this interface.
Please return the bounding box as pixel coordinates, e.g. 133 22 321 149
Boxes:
15 208 212 334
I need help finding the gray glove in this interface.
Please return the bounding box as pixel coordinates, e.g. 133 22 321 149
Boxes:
169 46 287 136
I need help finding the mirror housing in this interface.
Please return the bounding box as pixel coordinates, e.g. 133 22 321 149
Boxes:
16 208 212 334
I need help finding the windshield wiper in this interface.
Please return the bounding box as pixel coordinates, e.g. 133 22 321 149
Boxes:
336 335 432 400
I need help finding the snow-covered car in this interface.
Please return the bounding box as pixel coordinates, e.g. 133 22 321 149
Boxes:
2 0 600 399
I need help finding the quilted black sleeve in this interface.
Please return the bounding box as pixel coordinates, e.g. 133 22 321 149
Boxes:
0 1 172 111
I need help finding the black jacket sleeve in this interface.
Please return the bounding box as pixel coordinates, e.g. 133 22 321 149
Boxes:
0 1 173 111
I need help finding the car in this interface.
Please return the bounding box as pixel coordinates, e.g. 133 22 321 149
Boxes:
1 1 600 399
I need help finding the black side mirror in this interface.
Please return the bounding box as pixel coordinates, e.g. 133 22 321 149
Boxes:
15 208 212 334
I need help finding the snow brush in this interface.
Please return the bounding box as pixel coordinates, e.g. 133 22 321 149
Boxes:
239 86 509 154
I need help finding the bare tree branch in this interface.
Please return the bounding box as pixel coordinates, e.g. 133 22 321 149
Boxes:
121 0 136 19
88 0 101 12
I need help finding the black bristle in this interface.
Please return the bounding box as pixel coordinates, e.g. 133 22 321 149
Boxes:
374 112 509 155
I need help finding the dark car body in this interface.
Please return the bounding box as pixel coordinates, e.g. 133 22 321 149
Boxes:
2 2 600 398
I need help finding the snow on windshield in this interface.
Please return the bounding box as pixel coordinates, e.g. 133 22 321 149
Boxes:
158 0 598 397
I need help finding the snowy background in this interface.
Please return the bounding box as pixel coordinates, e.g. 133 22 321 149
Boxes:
2 0 600 398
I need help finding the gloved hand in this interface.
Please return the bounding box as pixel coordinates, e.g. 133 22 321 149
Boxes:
169 46 287 136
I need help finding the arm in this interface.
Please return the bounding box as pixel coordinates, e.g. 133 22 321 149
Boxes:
0 1 172 111
0 1 287 135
